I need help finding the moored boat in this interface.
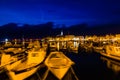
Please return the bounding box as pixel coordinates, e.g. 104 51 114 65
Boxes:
100 44 120 61
44 51 74 80
5 47 46 80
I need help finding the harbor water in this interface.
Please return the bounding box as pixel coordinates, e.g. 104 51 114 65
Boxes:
0 51 120 80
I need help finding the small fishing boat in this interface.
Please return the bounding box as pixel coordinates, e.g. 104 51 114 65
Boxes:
100 44 120 61
5 47 46 80
44 51 74 80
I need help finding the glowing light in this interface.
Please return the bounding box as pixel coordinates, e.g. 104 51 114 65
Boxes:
61 30 63 36
73 38 79 40
5 38 8 42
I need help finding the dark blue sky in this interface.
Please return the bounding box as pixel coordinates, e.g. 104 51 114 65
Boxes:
0 0 120 26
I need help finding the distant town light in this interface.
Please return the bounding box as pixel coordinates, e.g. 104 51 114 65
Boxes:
5 38 8 42
61 30 63 36
73 38 79 40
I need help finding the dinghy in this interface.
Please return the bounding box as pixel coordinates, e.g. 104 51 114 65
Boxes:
45 51 74 80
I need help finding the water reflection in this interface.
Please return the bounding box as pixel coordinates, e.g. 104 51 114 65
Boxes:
101 56 120 74
25 65 78 80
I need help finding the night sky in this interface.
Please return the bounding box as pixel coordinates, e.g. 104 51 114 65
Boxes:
0 0 120 26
